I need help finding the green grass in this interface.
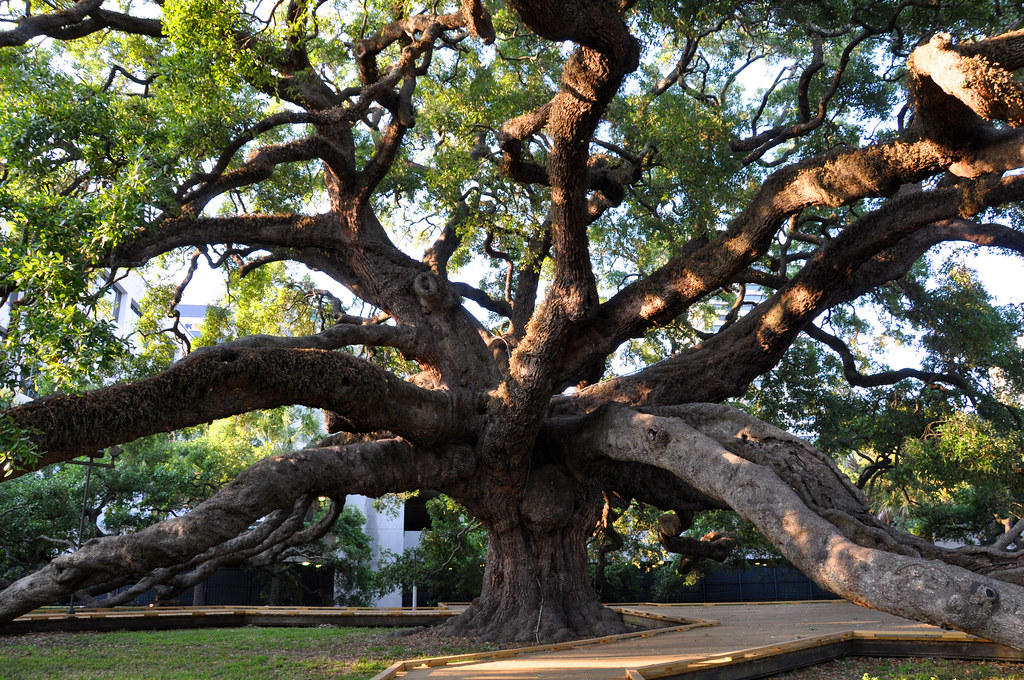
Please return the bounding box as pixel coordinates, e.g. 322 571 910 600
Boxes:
0 626 498 680
777 656 1024 680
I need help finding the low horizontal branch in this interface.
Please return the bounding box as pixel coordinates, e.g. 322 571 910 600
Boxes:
5 346 479 476
0 439 475 622
581 403 1024 649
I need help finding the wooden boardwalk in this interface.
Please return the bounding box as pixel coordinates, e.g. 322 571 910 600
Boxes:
1 604 455 634
380 601 1024 680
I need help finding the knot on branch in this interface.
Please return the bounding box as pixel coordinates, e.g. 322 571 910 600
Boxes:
945 580 1002 629
971 581 999 604
413 271 444 314
50 557 86 586
644 424 670 448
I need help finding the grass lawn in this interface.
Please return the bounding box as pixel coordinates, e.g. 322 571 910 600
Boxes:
4 627 1024 680
775 656 1024 679
0 626 503 679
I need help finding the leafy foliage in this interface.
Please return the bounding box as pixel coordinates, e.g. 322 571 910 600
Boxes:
741 262 1024 545
327 506 381 606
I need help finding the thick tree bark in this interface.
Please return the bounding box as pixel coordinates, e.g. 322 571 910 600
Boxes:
443 521 623 642
4 347 478 476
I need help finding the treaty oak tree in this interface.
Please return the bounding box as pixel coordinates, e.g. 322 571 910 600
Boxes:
2 0 1024 644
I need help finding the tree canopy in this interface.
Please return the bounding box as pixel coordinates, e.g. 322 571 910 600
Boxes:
2 0 1024 645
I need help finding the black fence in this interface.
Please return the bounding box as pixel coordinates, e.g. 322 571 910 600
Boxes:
668 566 836 603
91 565 335 608
84 564 832 609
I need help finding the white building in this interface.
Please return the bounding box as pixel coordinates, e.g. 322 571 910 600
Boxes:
1 274 147 340
344 495 429 606
106 275 147 338
172 303 211 342
1 273 148 403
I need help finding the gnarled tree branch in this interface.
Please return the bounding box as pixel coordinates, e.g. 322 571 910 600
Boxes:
4 346 478 476
804 323 977 393
0 0 162 46
0 439 475 622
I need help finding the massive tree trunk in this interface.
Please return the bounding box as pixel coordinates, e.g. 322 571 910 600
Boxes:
446 489 622 643
443 463 625 641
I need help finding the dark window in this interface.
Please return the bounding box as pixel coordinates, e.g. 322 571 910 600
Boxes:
404 495 432 532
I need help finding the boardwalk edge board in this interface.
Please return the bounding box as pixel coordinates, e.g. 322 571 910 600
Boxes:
8 602 1023 680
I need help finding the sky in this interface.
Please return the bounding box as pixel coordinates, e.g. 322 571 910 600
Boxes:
965 250 1024 306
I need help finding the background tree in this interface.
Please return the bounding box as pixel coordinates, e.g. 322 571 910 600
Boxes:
3 0 1024 646
376 495 488 604
327 504 380 606
0 468 80 589
740 259 1024 546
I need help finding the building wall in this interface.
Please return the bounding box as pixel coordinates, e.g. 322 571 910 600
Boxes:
110 274 146 338
344 494 424 607
173 303 210 341
1 274 146 338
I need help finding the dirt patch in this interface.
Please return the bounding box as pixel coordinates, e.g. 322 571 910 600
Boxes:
326 626 531 661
